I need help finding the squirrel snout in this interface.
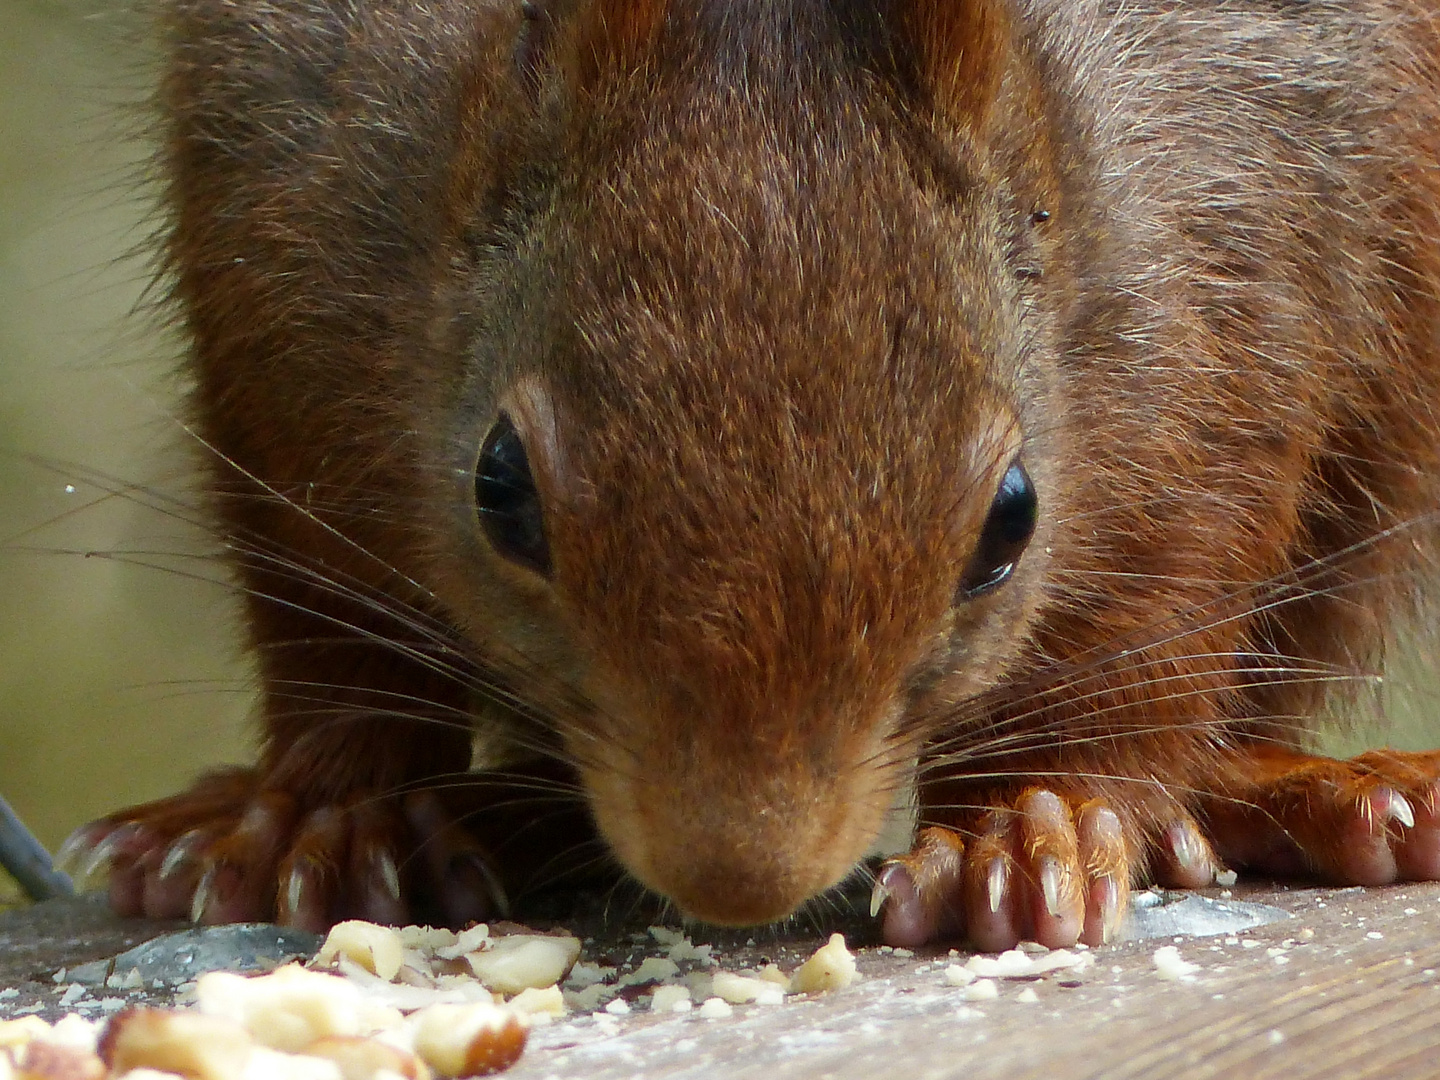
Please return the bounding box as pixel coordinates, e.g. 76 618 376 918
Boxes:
581 741 896 926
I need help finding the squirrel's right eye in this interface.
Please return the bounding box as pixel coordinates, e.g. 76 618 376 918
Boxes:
476 414 551 575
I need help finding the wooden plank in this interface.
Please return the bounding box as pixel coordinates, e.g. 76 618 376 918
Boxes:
3 882 1439 1078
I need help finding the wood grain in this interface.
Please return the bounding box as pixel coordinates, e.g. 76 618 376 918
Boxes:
3 882 1438 1078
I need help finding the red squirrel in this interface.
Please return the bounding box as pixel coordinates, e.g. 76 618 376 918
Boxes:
66 0 1440 950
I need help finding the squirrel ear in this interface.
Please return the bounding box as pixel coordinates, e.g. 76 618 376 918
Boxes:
896 0 1012 130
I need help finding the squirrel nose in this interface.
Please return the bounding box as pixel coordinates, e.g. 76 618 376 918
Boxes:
655 850 820 927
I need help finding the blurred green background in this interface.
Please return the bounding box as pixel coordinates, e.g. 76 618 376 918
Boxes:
0 0 249 901
0 0 1435 905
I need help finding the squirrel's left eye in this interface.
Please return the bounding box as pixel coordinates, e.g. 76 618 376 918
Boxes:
957 460 1037 600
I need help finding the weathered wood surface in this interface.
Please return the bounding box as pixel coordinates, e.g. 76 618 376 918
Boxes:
507 882 1440 1080
3 882 1438 1079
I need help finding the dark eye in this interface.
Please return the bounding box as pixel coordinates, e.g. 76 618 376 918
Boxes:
957 460 1037 600
476 413 551 575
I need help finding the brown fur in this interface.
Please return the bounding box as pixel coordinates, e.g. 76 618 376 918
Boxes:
135 0 1440 928
902 0 1012 130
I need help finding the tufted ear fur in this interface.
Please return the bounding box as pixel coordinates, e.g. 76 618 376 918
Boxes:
894 0 1012 131
567 0 673 89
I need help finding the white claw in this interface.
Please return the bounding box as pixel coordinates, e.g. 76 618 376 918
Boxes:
191 865 217 924
160 830 205 880
870 877 890 918
80 829 128 886
1384 791 1416 830
1039 856 1064 919
1096 875 1121 945
987 859 1007 914
1169 821 1203 870
53 828 95 877
377 851 402 901
283 866 306 919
